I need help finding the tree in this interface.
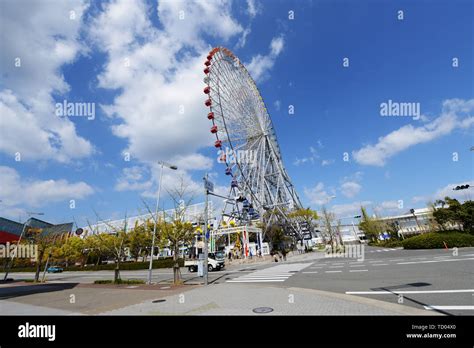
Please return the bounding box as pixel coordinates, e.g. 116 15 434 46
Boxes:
150 178 197 284
264 223 290 252
289 207 319 246
358 206 383 242
127 220 152 262
320 207 340 252
25 227 68 282
433 197 474 233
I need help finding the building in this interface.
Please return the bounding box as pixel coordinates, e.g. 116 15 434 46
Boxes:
0 217 74 244
82 201 214 235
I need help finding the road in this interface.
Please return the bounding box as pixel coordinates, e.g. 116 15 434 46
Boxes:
1 246 473 315
219 246 474 316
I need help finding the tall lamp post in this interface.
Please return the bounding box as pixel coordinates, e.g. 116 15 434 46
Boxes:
3 212 44 281
147 161 178 285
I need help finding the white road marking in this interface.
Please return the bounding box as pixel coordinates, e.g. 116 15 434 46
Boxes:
302 271 318 274
397 257 474 265
349 264 366 267
346 289 474 295
372 263 388 266
325 271 342 273
369 260 385 263
424 306 474 310
227 279 286 283
226 263 310 283
329 266 344 268
349 269 368 272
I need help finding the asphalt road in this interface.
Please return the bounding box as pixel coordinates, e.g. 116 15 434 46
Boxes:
2 246 473 315
221 246 474 316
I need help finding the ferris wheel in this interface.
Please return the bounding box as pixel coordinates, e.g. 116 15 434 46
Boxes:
203 47 302 235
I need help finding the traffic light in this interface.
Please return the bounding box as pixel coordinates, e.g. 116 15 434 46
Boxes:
453 184 470 190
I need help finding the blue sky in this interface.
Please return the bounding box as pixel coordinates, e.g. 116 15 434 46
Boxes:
0 0 472 227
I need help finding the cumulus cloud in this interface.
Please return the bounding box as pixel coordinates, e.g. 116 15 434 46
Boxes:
412 180 474 204
304 182 336 206
246 36 285 82
340 181 361 198
0 0 93 162
353 99 474 166
330 201 372 218
89 0 243 165
0 166 94 208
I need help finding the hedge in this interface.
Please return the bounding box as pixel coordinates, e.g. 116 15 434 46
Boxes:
2 258 184 272
402 232 474 249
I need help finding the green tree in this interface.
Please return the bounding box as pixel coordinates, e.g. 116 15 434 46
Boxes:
127 221 152 262
433 197 474 233
289 207 319 246
358 206 383 242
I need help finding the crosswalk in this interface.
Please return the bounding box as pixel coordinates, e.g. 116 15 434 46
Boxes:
367 248 399 253
226 263 311 283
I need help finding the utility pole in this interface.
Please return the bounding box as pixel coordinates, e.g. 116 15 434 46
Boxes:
203 174 210 286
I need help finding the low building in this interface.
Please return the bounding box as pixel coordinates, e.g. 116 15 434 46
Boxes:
0 217 73 244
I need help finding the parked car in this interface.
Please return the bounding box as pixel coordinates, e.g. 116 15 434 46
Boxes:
46 266 64 273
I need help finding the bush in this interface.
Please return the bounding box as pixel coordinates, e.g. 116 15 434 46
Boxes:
9 258 184 272
402 231 474 249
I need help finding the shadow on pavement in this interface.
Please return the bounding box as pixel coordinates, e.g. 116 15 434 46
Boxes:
0 282 79 300
370 282 453 316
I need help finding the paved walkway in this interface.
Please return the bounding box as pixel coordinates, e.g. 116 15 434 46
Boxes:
101 282 436 316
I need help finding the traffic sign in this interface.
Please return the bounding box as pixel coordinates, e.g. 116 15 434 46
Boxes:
204 178 214 192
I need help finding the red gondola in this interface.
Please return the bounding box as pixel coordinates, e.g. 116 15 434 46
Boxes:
203 86 210 94
204 67 210 74
214 140 222 148
210 125 218 133
207 112 214 120
204 61 211 66
205 99 212 107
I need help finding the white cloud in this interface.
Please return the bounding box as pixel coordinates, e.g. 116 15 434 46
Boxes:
321 159 334 166
115 166 152 192
304 182 336 206
89 0 243 166
353 98 474 166
246 0 261 18
330 201 372 218
373 200 402 215
0 166 94 208
293 146 319 166
412 180 474 204
0 1 94 162
246 36 285 82
340 181 361 198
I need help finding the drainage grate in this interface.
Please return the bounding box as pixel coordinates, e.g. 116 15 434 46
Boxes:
152 299 166 303
252 307 273 314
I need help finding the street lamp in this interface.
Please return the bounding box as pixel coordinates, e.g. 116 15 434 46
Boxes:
3 211 44 280
147 161 178 285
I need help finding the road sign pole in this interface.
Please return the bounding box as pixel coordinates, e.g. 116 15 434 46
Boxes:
203 174 209 286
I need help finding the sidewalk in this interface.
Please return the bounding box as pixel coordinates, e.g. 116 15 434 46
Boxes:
100 282 436 316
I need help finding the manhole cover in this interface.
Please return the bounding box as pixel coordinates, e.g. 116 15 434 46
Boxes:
252 307 273 314
152 299 166 303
